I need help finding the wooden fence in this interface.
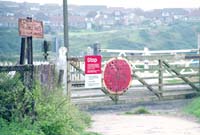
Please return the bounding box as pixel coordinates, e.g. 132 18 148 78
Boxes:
0 64 56 90
69 54 200 107
1 54 199 107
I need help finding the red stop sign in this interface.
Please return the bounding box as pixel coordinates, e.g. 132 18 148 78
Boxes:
103 58 132 95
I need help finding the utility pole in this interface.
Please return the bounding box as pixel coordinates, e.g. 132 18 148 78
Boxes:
198 33 200 90
63 0 71 99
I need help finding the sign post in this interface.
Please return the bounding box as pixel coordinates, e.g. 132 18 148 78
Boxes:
85 55 102 88
18 17 43 123
18 17 44 64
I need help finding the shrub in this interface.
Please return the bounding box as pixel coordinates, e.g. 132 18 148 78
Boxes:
0 73 93 135
185 97 200 118
0 118 44 135
34 83 92 135
0 73 33 122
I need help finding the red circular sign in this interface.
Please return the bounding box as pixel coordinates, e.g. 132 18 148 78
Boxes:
103 58 132 95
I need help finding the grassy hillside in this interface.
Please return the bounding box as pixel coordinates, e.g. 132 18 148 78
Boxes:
69 21 200 56
0 21 200 60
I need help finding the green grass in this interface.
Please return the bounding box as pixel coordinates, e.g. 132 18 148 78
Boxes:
125 107 151 115
184 97 200 118
82 132 102 135
165 79 184 84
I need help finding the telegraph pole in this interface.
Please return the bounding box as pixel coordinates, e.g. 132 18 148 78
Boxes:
198 33 200 90
63 0 71 99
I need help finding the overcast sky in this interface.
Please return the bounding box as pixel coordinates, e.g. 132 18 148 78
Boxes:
7 0 200 10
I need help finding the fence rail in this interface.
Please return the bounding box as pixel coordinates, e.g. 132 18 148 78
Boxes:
69 54 200 107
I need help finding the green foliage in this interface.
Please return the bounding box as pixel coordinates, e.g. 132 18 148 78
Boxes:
35 88 91 135
0 118 45 135
125 107 151 115
0 28 20 56
34 80 92 135
81 132 102 135
185 97 200 118
0 73 33 121
0 73 94 135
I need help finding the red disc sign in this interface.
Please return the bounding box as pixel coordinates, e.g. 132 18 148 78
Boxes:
103 58 132 95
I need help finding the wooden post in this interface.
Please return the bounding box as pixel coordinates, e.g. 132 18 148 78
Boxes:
20 38 26 65
159 59 163 97
26 17 34 122
43 40 48 61
27 36 33 65
114 95 119 104
58 69 64 86
26 17 33 65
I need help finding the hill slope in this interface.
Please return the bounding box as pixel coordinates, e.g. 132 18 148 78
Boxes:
0 21 200 60
69 22 200 55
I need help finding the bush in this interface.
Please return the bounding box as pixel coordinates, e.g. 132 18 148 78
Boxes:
0 118 44 135
35 87 91 135
0 73 93 135
0 73 33 122
185 97 200 118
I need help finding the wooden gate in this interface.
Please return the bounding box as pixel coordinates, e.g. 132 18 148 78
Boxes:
69 54 200 107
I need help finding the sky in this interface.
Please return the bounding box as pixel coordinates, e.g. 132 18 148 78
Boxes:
6 0 200 10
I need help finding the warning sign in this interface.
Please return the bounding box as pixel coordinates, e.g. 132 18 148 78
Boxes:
18 18 44 38
85 55 102 88
103 57 132 94
85 74 102 88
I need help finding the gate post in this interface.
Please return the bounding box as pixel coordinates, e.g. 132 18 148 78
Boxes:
158 59 163 97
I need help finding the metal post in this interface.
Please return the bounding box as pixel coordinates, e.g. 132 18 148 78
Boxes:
63 0 71 99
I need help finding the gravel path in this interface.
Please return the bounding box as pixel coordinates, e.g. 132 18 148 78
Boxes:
88 114 200 135
86 99 200 135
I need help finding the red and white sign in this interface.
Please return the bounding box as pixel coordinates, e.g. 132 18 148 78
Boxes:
18 18 44 38
103 57 132 95
85 55 102 74
85 55 102 88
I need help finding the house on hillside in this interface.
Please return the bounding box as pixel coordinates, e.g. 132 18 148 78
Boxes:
49 15 63 31
123 13 145 26
68 15 86 29
188 9 200 21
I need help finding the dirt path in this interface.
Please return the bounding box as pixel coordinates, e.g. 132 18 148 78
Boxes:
88 114 200 135
86 99 200 135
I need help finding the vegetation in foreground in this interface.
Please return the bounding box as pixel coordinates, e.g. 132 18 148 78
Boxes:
185 97 200 118
0 73 98 135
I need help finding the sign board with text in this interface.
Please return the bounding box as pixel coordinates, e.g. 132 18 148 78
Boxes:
18 18 44 38
85 55 102 88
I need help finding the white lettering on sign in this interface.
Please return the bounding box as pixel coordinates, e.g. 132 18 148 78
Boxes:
87 58 97 63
